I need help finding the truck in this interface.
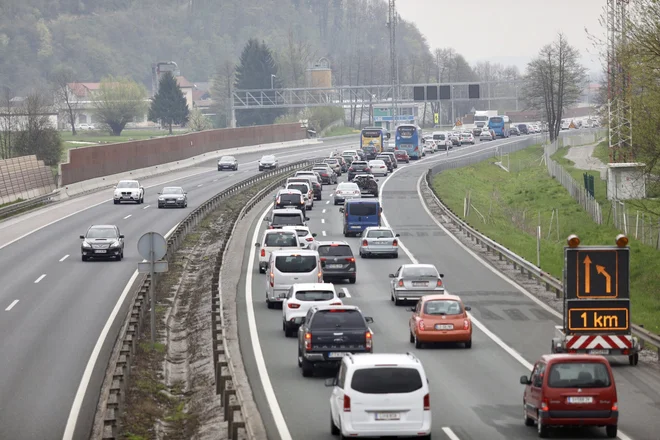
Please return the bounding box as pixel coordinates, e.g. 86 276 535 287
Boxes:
473 110 498 130
550 233 642 366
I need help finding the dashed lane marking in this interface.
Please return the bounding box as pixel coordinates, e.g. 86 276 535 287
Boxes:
59 255 69 262
34 274 46 283
5 300 19 311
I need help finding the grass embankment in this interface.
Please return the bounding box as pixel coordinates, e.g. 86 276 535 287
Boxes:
323 126 360 137
432 143 660 334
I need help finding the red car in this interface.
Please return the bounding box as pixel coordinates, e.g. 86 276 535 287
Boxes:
394 149 410 163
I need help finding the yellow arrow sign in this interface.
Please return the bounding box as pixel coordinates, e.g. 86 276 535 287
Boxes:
434 113 439 124
583 255 592 293
596 265 612 293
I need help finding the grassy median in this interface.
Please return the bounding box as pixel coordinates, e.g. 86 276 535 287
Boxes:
431 144 660 334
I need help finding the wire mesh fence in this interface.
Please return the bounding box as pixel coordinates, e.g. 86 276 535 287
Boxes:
608 201 660 249
0 155 57 205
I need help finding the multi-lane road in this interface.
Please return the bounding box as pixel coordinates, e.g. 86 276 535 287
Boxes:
0 138 353 440
238 137 660 440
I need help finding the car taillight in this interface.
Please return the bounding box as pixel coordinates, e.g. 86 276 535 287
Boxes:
364 167 370 172
392 240 398 247
343 395 351 412
398 280 403 287
362 240 368 246
437 279 443 287
318 270 323 281
304 332 312 350
464 319 470 330
418 320 425 330
330 302 342 306
320 257 327 262
365 331 373 350
345 257 355 263
288 303 300 309
306 237 314 241
268 225 273 229
348 167 354 171
541 399 549 411
260 249 265 257
269 272 274 287
423 393 430 410
612 402 618 411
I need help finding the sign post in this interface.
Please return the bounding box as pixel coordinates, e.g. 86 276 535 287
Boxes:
138 232 168 343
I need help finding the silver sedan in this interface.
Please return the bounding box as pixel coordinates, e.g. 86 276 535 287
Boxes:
389 264 445 305
359 227 400 258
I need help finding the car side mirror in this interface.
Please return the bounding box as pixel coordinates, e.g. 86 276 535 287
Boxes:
389 274 395 278
379 207 383 213
254 243 260 247
375 179 379 182
263 218 269 221
305 217 310 221
520 375 531 385
158 192 161 195
312 233 317 237
406 307 415 312
365 317 374 323
184 192 187 195
140 186 144 190
339 207 345 213
79 235 85 239
439 273 444 278
395 233 400 237
338 291 346 298
119 235 125 239
325 378 337 387
464 306 471 311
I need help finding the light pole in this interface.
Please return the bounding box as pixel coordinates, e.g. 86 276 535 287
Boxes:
271 74 276 89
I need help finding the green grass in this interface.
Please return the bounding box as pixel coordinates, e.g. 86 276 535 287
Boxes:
592 141 610 164
0 198 24 208
432 143 660 334
551 146 609 206
323 126 360 137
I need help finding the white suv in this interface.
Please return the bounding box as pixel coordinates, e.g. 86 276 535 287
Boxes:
281 283 345 337
113 180 144 204
255 229 302 273
326 353 431 439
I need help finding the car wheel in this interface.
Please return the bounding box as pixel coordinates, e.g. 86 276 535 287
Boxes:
390 291 395 302
523 402 534 426
301 359 314 377
605 425 617 438
259 167 263 171
537 413 549 437
158 205 162 209
267 301 274 309
259 266 265 274
235 165 238 170
414 333 423 349
409 331 415 343
218 167 221 171
394 296 401 306
82 255 87 262
349 276 356 284
184 202 188 208
113 200 119 205
465 339 472 349
285 324 294 338
330 413 340 435
392 252 398 258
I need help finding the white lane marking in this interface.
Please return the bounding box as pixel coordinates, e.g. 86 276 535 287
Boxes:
123 215 132 219
197 184 203 187
322 231 327 236
341 287 351 298
142 205 150 209
34 274 46 283
322 209 326 214
321 218 325 224
326 200 329 204
63 223 180 440
246 205 293 440
5 300 19 311
442 427 462 440
59 254 69 262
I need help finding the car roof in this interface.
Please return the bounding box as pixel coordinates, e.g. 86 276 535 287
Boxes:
540 354 609 364
220 156 235 159
312 304 359 312
89 224 117 229
346 198 378 203
354 173 375 178
263 228 296 235
277 189 302 195
292 283 336 291
421 294 461 302
281 225 310 231
271 249 319 256
346 353 422 367
401 263 436 268
315 240 350 246
365 226 392 231
118 179 138 183
272 208 305 213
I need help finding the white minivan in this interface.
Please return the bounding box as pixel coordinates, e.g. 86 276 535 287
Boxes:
265 249 323 309
255 229 302 273
326 353 431 439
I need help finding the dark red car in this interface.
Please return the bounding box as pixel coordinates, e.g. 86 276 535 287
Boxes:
394 149 410 163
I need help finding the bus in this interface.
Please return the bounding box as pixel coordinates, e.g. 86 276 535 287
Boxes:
360 127 385 155
488 115 510 138
395 124 422 159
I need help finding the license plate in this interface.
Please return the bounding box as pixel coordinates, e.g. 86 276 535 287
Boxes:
567 396 593 404
373 241 386 245
375 412 400 421
95 250 107 253
167 200 175 203
412 281 428 286
328 352 348 358
435 324 453 330
589 349 609 355
351 226 361 229
327 264 343 269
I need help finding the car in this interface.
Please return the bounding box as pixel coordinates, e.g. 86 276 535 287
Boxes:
282 283 345 337
336 156 348 173
449 132 462 146
355 149 367 161
480 130 493 141
157 186 187 208
281 225 317 249
394 149 410 163
520 354 619 438
352 174 378 198
376 154 394 171
285 182 314 210
255 228 302 273
333 182 361 205
347 161 371 180
389 263 445 305
217 155 238 170
340 199 382 236
472 127 482 136
258 155 278 171
460 132 475 144
326 353 431 439
273 189 306 214
432 132 452 150
323 158 342 176
367 159 388 176
407 294 472 349
80 224 125 261
294 171 324 199
113 180 144 204
510 125 520 136
359 226 399 258
266 249 323 308
266 208 309 229
517 123 529 134
310 241 357 284
379 151 398 168
341 153 358 166
297 305 374 377
422 142 435 155
362 145 378 160
311 166 337 185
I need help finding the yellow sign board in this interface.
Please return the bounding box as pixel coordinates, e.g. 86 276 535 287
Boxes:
433 113 439 124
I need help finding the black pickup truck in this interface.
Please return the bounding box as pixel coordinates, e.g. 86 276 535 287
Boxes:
353 174 379 197
297 305 374 377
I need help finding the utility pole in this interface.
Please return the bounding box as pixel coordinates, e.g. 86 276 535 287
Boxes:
387 0 398 131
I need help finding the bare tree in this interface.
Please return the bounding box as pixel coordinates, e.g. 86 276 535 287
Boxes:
13 91 62 166
51 66 80 136
284 28 316 87
0 87 16 159
210 60 236 128
522 33 587 142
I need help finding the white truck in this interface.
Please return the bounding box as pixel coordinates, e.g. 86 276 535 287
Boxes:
472 110 498 135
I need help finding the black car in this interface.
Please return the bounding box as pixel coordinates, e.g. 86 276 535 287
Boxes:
158 186 188 208
80 224 125 261
347 161 371 180
362 145 378 160
297 305 374 377
311 241 357 283
376 154 394 172
274 189 306 214
258 155 278 171
472 127 482 136
312 167 337 185
353 174 379 197
380 152 398 168
217 155 238 171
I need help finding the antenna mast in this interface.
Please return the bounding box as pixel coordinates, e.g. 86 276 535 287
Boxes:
387 0 398 129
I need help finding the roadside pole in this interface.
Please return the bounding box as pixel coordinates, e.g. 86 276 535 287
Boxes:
138 232 168 343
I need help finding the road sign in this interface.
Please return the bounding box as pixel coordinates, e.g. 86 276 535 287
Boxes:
138 232 167 261
567 299 630 333
138 261 169 273
564 247 629 299
455 119 462 126
434 113 439 124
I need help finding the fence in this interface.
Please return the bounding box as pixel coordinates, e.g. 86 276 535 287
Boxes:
609 200 660 249
0 155 56 205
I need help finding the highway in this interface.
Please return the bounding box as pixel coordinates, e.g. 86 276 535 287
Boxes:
238 137 660 440
0 138 353 440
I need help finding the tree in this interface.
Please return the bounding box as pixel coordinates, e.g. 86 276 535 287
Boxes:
234 39 286 126
210 60 235 128
187 107 212 131
148 71 190 134
13 91 62 166
0 87 16 159
51 66 80 136
92 76 148 136
522 33 587 142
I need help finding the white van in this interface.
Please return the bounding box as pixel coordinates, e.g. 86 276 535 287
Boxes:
255 229 302 273
265 249 323 308
266 208 308 229
326 353 431 439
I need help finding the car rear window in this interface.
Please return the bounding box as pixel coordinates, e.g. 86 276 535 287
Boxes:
547 362 612 388
424 300 462 315
366 229 393 238
295 290 335 301
272 213 303 226
317 244 353 257
348 203 378 216
402 266 438 277
274 255 317 273
310 310 365 329
351 367 423 394
265 232 298 247
352 162 368 169
287 184 309 194
290 229 308 237
278 194 302 204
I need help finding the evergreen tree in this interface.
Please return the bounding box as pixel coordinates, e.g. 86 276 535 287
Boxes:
234 39 286 126
148 71 190 134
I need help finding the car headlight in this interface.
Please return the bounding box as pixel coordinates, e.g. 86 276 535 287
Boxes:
82 241 91 248
177 196 185 200
110 240 120 247
158 196 164 201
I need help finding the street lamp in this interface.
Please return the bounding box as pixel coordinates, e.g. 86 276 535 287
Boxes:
271 74 276 89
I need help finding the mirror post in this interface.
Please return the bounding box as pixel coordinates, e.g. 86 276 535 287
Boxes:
149 233 156 343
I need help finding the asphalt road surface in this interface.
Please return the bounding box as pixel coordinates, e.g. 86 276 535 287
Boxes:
0 138 355 440
239 136 660 440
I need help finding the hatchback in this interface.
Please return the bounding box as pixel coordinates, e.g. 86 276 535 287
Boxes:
311 241 357 284
281 225 317 249
407 294 472 348
394 150 410 163
347 161 371 180
359 226 399 258
367 160 388 177
282 283 345 337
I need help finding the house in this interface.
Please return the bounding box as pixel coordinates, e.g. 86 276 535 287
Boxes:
175 76 194 109
0 96 59 130
191 82 213 111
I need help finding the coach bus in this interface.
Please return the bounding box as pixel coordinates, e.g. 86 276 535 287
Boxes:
360 127 385 154
395 124 422 159
488 115 510 138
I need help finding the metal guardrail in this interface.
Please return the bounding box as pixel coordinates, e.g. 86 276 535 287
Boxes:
99 157 323 439
423 170 660 354
0 192 57 218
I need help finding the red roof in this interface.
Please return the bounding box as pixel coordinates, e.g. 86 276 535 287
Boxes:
175 76 194 88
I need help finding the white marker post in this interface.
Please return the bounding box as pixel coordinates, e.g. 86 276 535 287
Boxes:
138 232 168 343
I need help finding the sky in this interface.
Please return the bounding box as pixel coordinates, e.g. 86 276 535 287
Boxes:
396 0 606 77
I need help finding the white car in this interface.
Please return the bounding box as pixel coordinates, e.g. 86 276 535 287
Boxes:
480 130 493 141
334 182 361 205
367 160 388 176
255 229 302 273
327 353 431 439
461 132 475 144
422 142 435 154
281 283 345 337
432 132 452 150
282 225 317 249
113 180 144 204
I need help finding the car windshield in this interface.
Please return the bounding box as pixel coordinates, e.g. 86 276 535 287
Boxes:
220 156 234 162
86 227 117 239
295 290 335 301
324 159 338 164
351 367 423 394
312 168 328 174
272 213 303 226
261 156 275 161
337 183 358 191
317 244 352 256
117 181 138 189
547 362 612 388
367 229 393 238
424 300 462 315
348 203 377 216
274 255 316 272
403 266 438 277
162 187 183 194
310 309 365 329
265 232 298 246
351 162 368 168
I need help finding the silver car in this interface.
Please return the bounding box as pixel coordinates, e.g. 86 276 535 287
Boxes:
158 186 187 208
322 158 342 176
359 227 400 258
389 264 445 305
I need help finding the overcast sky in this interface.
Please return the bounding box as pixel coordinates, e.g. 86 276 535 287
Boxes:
397 0 606 76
